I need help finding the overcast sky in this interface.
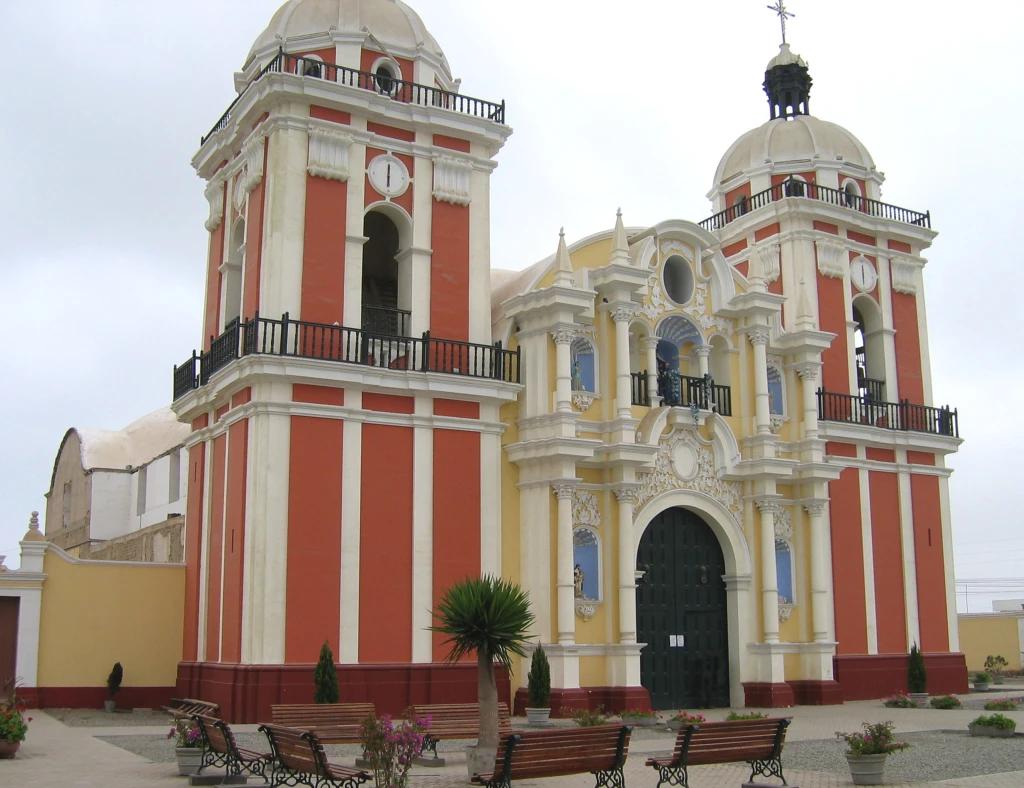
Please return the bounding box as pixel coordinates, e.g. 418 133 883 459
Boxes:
2 1 1021 613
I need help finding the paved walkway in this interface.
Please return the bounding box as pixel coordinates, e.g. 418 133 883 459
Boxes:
3 694 1023 787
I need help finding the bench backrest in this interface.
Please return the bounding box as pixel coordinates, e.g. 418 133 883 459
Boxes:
408 702 511 729
672 718 790 766
270 702 375 728
259 724 326 777
194 714 232 757
167 698 220 718
492 725 631 780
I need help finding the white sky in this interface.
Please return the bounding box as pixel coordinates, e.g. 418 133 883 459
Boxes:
2 1 1021 614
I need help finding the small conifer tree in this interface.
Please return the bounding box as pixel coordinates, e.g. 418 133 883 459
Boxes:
314 641 339 704
907 643 927 694
527 643 551 708
107 662 123 698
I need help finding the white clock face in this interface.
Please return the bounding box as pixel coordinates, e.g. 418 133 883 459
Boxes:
850 256 878 293
367 154 410 198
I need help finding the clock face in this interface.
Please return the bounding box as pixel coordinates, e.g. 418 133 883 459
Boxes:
850 256 878 293
367 154 410 198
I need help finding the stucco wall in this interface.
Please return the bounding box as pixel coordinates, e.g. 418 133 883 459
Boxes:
957 614 1024 672
44 431 92 546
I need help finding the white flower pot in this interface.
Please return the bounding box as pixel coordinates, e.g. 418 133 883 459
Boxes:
845 753 888 786
525 707 551 726
175 747 204 776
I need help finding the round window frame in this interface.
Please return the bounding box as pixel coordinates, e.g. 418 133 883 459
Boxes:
662 254 695 306
370 56 403 96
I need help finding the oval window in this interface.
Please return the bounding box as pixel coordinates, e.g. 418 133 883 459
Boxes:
663 255 694 304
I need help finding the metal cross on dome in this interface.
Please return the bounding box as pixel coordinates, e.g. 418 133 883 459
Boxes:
767 0 795 45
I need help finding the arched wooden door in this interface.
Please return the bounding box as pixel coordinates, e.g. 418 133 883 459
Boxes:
636 507 729 709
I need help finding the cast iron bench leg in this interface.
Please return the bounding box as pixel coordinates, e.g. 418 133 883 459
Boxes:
655 764 689 788
747 757 786 785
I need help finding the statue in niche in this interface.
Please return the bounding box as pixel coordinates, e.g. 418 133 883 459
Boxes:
574 563 584 598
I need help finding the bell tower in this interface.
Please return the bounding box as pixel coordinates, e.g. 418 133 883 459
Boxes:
171 0 518 721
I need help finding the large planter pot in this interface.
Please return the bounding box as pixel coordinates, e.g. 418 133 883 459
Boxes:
525 707 551 726
909 692 929 708
175 747 204 776
974 682 991 692
845 753 888 786
465 744 497 782
0 739 21 759
621 714 658 727
969 723 1016 738
103 699 116 713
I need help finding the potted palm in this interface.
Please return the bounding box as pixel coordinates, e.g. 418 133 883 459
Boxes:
907 644 928 707
837 720 910 786
430 575 534 780
105 662 123 712
525 643 551 726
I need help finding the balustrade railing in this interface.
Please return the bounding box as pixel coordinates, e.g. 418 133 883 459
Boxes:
173 313 520 400
699 177 930 232
817 389 958 437
362 305 410 337
630 370 732 416
203 51 506 144
631 371 649 406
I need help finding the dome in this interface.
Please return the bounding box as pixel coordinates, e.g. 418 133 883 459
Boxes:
766 42 806 70
712 114 876 188
245 0 450 77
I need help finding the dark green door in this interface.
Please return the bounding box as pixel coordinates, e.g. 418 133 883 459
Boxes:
636 507 729 709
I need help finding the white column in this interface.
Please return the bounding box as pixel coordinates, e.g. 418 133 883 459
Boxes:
897 459 921 649
339 395 363 664
796 362 821 441
697 344 711 377
804 500 832 642
552 330 575 414
611 307 634 417
642 336 660 407
614 488 638 644
748 326 772 435
411 396 434 662
553 484 576 645
756 499 781 644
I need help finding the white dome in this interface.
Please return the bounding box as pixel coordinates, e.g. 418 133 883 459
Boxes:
713 114 876 188
245 0 450 77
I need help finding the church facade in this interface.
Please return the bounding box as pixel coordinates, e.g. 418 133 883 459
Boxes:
169 0 966 720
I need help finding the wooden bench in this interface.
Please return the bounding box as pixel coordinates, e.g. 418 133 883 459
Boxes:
269 702 375 744
193 714 272 781
162 698 220 720
471 724 632 788
645 717 791 787
407 702 512 761
259 724 370 788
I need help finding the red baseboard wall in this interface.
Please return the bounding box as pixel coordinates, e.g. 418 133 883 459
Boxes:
788 679 844 705
25 686 176 709
742 682 795 707
834 652 968 700
175 661 511 723
512 686 651 716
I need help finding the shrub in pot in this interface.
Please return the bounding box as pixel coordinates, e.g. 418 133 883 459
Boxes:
105 662 123 712
907 644 927 706
314 641 339 704
969 712 1016 738
985 655 1008 684
836 720 909 786
973 671 992 690
525 643 551 726
929 695 961 709
619 708 658 726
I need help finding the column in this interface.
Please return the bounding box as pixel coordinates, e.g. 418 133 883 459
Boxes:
756 499 781 644
747 326 772 435
611 306 634 417
696 344 711 377
795 361 821 441
642 336 660 407
613 487 638 644
552 330 575 414
804 500 832 643
553 484 576 645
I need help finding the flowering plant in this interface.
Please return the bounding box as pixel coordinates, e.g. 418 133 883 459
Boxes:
670 711 706 725
620 708 657 718
883 692 916 708
836 721 910 756
167 718 202 748
0 682 30 743
359 714 428 788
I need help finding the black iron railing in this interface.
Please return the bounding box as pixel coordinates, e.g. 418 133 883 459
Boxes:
629 370 733 416
203 51 506 144
859 376 885 403
173 313 520 400
699 177 930 232
361 305 410 337
818 389 958 437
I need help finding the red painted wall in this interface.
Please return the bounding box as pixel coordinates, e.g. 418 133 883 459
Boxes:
430 200 470 341
433 134 471 152
183 437 206 662
432 429 480 660
301 174 348 324
359 424 413 662
830 466 868 654
869 470 907 653
242 141 268 319
205 434 227 661
891 289 924 404
311 106 351 125
911 474 949 650
221 418 248 662
817 267 850 393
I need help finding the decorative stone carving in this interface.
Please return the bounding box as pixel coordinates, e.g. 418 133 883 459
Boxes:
432 155 473 206
755 499 783 516
756 243 781 284
815 239 846 279
793 362 820 381
575 598 598 621
204 178 225 232
307 127 352 182
571 391 596 412
745 325 771 346
572 490 601 529
778 600 795 622
551 328 577 346
552 483 576 501
774 506 793 541
769 414 786 434
637 430 742 515
239 134 266 197
890 256 921 295
803 500 828 517
610 305 636 323
613 487 640 505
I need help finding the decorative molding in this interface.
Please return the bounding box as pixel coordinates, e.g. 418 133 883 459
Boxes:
571 391 597 412
204 179 225 232
572 489 601 529
769 414 786 434
552 483 576 501
239 134 266 197
756 243 781 284
815 239 846 279
793 362 820 381
778 600 795 622
575 598 598 621
890 256 921 295
774 506 793 541
696 344 712 359
755 499 783 516
803 500 828 517
307 127 352 182
613 487 640 505
432 155 473 206
551 328 578 346
746 325 771 346
637 430 741 515
610 305 636 323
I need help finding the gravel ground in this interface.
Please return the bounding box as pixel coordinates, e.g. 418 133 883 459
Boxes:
46 708 171 727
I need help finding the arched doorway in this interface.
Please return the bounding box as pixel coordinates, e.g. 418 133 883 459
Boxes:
636 507 729 708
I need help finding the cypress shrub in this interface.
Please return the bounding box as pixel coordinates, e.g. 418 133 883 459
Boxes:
314 641 339 704
908 644 927 693
527 643 551 708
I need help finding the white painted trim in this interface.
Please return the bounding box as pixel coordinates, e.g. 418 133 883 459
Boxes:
938 468 959 651
196 435 213 660
480 403 501 577
896 454 921 648
858 462 878 655
411 396 433 663
339 398 362 664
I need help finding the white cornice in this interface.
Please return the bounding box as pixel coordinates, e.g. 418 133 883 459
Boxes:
818 420 962 455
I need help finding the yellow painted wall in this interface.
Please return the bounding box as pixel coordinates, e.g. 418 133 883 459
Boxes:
37 548 184 687
580 655 607 688
957 614 1023 672
499 402 522 588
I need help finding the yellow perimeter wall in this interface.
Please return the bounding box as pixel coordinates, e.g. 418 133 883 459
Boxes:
38 547 185 688
957 614 1024 672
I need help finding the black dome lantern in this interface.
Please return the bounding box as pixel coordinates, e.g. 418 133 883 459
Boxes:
763 44 812 120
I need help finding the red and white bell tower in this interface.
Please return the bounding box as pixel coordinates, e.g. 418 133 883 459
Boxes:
171 0 517 720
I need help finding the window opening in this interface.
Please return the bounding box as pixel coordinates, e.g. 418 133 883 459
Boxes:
573 527 600 600
663 255 695 304
767 365 784 415
775 540 793 604
168 450 181 503
571 337 596 392
375 64 397 95
62 481 72 528
137 466 148 516
362 211 404 336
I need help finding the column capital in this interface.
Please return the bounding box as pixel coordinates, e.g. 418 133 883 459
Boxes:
754 497 784 516
552 483 577 500
802 499 829 516
745 325 771 346
695 344 712 358
792 361 821 381
640 335 661 352
613 486 641 504
551 328 578 346
608 305 637 324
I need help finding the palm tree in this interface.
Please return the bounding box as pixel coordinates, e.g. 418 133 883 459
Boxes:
430 575 534 752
